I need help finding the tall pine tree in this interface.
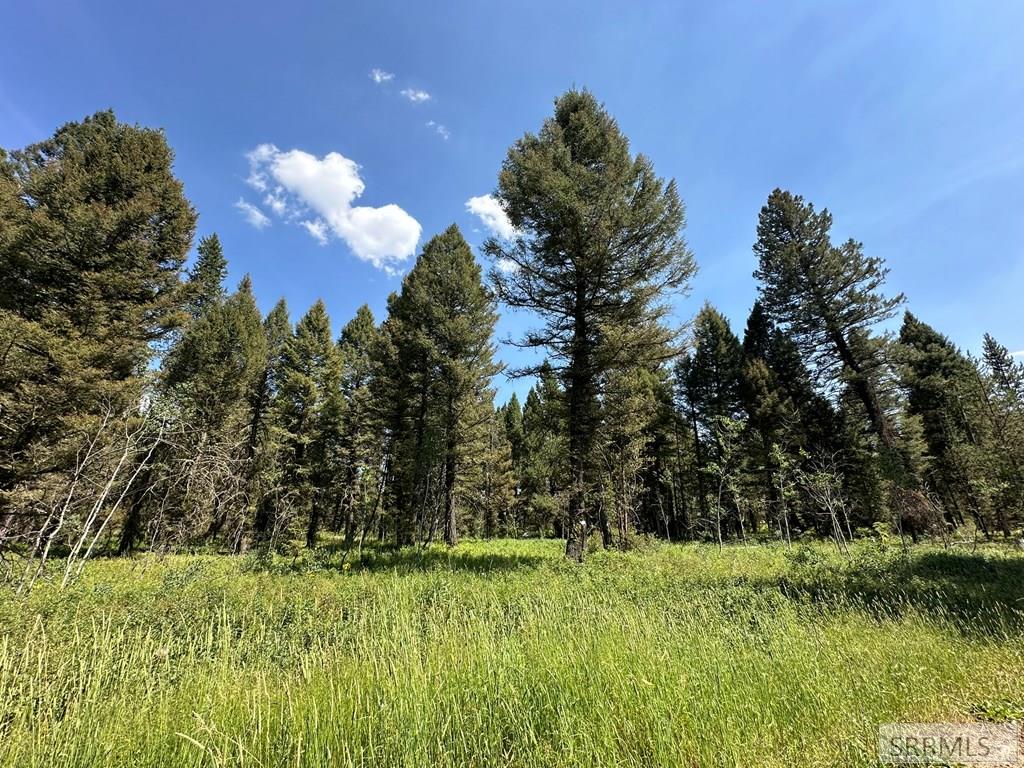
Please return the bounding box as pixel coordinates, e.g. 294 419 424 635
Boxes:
753 189 903 461
276 300 344 547
0 111 195 539
486 90 696 560
382 226 501 547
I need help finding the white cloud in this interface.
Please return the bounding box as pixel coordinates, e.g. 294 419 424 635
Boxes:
245 143 421 269
426 120 450 140
495 257 519 274
400 88 431 103
246 169 267 192
244 144 276 192
465 194 517 240
370 68 394 84
1011 350 1024 357
302 219 329 245
235 198 271 229
263 187 288 216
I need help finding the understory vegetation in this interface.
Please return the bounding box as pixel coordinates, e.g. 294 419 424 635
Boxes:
2 539 1022 767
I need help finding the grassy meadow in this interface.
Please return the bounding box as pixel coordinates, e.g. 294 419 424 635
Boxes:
1 539 1023 767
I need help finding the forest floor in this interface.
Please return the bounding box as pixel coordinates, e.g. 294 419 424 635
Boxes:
1 538 1023 767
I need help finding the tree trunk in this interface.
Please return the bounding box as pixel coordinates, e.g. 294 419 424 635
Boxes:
565 373 595 561
253 492 274 540
403 368 430 547
689 403 708 523
118 437 165 555
828 328 899 454
206 495 227 541
118 461 154 554
599 499 612 549
443 423 458 548
306 497 320 548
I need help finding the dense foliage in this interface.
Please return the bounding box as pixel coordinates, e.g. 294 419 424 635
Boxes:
2 95 1022 583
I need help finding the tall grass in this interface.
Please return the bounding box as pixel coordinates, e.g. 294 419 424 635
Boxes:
1 540 1022 767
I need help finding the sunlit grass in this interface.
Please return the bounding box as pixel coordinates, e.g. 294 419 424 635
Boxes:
1 539 1022 767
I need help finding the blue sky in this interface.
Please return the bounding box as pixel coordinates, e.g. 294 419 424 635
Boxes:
2 1 1023 402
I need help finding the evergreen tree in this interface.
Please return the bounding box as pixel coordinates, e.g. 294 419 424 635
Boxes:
519 365 568 537
599 360 676 547
6 106 1020 566
1 111 195 375
500 393 526 475
976 334 1024 535
335 305 381 543
372 291 428 545
834 385 887 529
676 305 746 538
982 334 1024 408
164 275 266 431
753 189 903 459
386 226 501 547
685 305 745 437
633 365 681 540
486 90 696 560
158 275 267 543
0 110 194 538
741 301 773 362
498 393 526 524
898 313 985 528
249 299 292 540
464 404 517 538
738 301 839 538
185 234 229 320
276 300 345 547
739 304 791 534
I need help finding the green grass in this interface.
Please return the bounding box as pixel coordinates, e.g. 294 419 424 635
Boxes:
1 539 1022 767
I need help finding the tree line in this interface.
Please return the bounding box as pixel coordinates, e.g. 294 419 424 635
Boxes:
2 93 1022 583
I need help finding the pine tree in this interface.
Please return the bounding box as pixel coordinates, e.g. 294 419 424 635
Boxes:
739 304 789 533
486 90 696 560
276 300 344 547
0 111 195 544
676 305 746 538
897 312 985 528
599 361 675 547
158 275 267 543
685 305 745 436
372 291 428 545
498 393 526 525
1 111 195 376
982 334 1024 408
834 385 887 530
741 301 773 362
164 275 266 431
636 365 681 540
385 226 501 547
753 189 903 459
500 393 526 475
250 299 292 540
764 329 832 435
336 305 381 543
464 404 517 538
519 364 567 537
739 301 838 538
185 234 229 320
976 334 1024 535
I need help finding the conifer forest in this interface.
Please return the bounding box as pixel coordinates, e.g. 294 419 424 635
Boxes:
4 95 1023 566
